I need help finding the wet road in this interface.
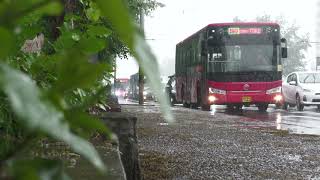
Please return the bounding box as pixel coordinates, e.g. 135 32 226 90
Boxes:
218 105 320 136
120 99 320 179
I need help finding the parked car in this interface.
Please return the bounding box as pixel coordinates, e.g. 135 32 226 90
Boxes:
282 71 320 111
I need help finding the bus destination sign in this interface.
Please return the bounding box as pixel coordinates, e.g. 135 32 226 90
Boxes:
228 27 262 35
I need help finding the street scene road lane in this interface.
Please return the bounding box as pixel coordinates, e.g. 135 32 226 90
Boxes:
122 103 320 179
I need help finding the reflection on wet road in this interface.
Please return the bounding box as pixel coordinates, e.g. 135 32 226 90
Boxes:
209 105 320 136
120 96 320 136
278 110 320 135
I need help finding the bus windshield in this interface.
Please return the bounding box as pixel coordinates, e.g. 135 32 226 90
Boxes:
207 44 278 72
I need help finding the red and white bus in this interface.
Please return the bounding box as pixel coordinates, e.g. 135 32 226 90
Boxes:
175 22 287 111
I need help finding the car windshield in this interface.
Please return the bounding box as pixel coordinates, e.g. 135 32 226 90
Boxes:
299 73 320 83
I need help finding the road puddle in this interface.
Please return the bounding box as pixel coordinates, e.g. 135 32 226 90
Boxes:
158 122 169 126
227 108 277 129
217 105 320 136
277 111 320 136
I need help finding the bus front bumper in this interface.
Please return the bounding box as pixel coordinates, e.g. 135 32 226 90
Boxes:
208 92 283 105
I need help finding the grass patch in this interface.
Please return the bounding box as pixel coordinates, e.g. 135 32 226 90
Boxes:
269 129 290 136
258 127 289 136
137 127 155 137
140 151 176 180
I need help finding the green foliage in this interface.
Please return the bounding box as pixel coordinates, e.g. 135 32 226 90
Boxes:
9 158 71 180
0 0 170 179
0 27 14 58
0 64 105 171
96 0 173 122
127 0 165 19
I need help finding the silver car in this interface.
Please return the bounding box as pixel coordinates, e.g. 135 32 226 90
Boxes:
282 71 320 111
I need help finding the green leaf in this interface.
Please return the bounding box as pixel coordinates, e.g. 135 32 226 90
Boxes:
96 0 135 48
79 37 106 54
86 2 101 22
54 31 77 51
0 64 105 172
0 27 14 59
9 158 71 180
96 1 173 122
133 33 174 122
77 86 109 110
36 1 63 16
71 33 81 41
87 25 111 38
66 110 111 137
54 51 107 93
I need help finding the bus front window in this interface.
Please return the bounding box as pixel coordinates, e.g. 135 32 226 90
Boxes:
207 45 277 72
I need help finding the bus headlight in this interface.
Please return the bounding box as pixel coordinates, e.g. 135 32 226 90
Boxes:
266 86 281 94
115 90 121 96
274 95 283 102
208 95 217 102
209 87 226 95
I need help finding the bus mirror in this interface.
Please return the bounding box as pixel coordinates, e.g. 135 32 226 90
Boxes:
281 47 287 58
281 38 287 58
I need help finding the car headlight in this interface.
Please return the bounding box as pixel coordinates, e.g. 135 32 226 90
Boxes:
209 87 226 95
303 89 312 92
115 90 121 96
266 86 281 94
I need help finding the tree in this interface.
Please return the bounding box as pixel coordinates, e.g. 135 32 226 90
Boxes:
0 0 172 179
234 14 310 75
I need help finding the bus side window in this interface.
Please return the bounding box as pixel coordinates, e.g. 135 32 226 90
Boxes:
234 46 241 60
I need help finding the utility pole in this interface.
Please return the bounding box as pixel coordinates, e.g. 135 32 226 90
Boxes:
138 6 144 105
114 58 117 94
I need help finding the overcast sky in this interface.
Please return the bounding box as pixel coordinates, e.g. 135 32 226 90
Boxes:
117 0 318 78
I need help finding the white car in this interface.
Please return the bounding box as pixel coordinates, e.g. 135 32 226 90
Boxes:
282 71 320 111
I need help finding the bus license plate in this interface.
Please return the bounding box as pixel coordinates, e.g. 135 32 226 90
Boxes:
242 96 252 103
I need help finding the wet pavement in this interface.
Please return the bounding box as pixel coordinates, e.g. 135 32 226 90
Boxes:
223 105 320 136
121 102 320 179
118 97 158 106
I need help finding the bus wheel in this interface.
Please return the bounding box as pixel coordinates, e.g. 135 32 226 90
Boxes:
275 103 282 109
169 95 175 106
235 105 243 112
183 102 190 108
282 102 288 110
191 103 199 109
226 105 234 111
201 104 211 111
258 104 268 112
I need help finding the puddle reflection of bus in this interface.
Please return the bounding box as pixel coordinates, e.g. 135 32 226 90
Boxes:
174 22 287 111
